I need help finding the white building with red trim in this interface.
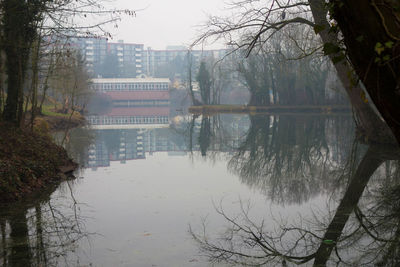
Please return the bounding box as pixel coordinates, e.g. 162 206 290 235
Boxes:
88 77 170 129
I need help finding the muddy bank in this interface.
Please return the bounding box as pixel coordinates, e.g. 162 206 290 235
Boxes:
0 122 78 203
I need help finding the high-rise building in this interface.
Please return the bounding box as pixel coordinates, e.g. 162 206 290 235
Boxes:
69 36 108 71
57 35 229 79
143 47 229 78
107 40 144 77
67 37 144 77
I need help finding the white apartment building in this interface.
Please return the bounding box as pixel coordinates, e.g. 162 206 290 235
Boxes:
70 37 108 71
62 36 230 79
107 40 144 76
69 38 144 77
143 47 229 77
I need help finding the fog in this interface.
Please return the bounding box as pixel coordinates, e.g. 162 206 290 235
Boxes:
104 0 227 49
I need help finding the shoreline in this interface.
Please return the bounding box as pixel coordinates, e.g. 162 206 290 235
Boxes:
0 115 85 203
188 104 352 115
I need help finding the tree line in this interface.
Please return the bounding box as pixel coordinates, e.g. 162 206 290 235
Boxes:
191 26 347 107
0 0 133 128
193 0 400 144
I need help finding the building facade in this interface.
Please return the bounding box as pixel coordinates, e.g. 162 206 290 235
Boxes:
142 48 229 78
68 38 144 77
107 41 144 76
60 36 230 79
88 78 170 128
69 37 108 72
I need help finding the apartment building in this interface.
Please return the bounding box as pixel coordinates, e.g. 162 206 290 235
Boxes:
67 37 144 77
107 40 144 76
55 34 231 79
143 47 229 77
70 36 108 71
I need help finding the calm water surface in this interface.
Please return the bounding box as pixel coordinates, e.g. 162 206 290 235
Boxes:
1 114 400 266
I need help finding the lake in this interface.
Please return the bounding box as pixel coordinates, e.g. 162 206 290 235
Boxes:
1 113 399 266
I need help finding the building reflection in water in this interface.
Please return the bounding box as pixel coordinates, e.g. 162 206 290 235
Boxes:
85 115 250 170
5 111 399 266
87 77 174 169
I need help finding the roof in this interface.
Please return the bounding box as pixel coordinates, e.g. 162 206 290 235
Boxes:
92 78 170 83
108 42 144 47
105 91 169 100
107 107 170 116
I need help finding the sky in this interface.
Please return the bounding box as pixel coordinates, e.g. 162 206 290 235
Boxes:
103 0 228 49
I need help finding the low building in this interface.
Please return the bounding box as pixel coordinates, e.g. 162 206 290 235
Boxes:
91 77 170 93
88 77 171 129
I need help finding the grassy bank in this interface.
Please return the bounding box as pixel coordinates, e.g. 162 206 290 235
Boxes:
189 104 352 115
36 104 86 131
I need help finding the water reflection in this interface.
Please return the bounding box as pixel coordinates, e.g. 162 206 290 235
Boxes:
189 114 354 204
3 112 400 266
85 113 356 206
0 182 88 266
53 127 94 169
189 114 400 266
86 127 189 169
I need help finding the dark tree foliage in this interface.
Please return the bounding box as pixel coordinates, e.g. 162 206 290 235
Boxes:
199 116 212 156
1 0 48 126
155 55 186 80
96 53 122 78
195 0 398 144
197 61 212 105
328 0 400 144
0 0 133 127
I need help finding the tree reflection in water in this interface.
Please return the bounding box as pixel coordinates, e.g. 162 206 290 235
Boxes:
228 115 354 204
190 114 400 266
0 181 89 267
54 127 95 169
0 127 94 267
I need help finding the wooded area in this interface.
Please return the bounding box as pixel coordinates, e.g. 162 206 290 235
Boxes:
193 0 400 144
0 0 131 128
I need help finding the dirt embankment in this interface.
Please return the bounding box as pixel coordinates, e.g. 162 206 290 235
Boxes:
0 122 78 203
41 114 86 131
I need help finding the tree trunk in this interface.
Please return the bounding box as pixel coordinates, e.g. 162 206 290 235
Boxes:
328 0 400 144
187 52 201 105
9 211 32 267
3 44 24 125
313 146 385 266
2 0 36 127
30 38 41 130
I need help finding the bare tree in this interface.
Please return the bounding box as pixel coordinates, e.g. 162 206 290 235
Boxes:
194 0 395 144
190 142 400 266
0 0 136 127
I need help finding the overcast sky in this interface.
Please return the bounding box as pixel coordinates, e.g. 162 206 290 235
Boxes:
104 0 227 49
